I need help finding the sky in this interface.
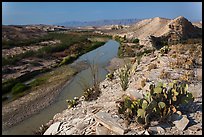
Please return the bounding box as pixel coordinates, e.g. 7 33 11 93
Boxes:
2 2 202 25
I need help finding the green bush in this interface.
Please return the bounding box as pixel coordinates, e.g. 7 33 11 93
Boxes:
11 83 28 95
58 55 77 66
66 97 79 109
2 78 19 95
106 73 114 81
160 45 170 55
83 87 95 101
29 77 47 87
132 38 139 43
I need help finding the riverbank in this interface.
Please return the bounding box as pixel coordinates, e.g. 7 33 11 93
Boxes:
41 43 202 135
2 61 89 131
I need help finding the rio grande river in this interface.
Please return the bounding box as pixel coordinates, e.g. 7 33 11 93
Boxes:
2 40 119 135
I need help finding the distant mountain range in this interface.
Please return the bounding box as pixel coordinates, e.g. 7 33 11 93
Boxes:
55 19 141 27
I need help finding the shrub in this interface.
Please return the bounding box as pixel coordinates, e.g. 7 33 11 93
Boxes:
118 64 131 91
106 73 114 81
132 38 139 44
29 77 47 87
66 97 79 109
160 45 170 55
78 60 101 101
159 69 171 79
147 63 157 71
83 87 95 101
117 46 124 58
11 83 28 95
58 53 80 66
2 78 19 95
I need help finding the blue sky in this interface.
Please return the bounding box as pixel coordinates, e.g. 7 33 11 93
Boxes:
2 2 202 25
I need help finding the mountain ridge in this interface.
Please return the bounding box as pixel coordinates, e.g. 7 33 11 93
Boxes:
55 18 141 27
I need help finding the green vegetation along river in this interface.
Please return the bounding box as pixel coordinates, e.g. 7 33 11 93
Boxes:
2 40 119 135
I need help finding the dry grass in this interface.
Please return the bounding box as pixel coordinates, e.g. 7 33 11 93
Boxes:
159 69 171 79
147 63 157 71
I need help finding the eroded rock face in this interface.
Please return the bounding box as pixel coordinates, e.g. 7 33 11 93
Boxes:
167 16 202 40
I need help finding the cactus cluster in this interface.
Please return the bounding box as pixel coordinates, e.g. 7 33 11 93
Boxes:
106 73 114 81
116 81 194 127
66 97 79 109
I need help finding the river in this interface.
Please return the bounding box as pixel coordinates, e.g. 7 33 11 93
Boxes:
2 40 119 135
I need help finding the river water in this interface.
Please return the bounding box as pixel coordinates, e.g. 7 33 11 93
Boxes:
2 40 119 135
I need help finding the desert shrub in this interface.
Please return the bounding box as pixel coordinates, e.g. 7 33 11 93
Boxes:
159 69 171 79
29 77 47 87
137 55 142 65
113 35 125 43
117 46 124 58
58 55 76 66
78 60 101 101
147 63 157 71
132 38 139 44
83 87 95 101
136 48 153 57
160 45 170 55
2 50 35 66
169 56 194 70
11 83 28 95
2 96 8 101
179 71 194 83
2 78 19 95
85 41 105 52
106 73 114 81
118 64 131 91
66 97 79 109
116 81 194 127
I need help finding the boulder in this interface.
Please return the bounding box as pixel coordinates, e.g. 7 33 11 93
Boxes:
135 77 147 90
127 88 143 100
43 122 61 135
196 68 202 81
76 122 87 130
64 127 77 135
171 114 189 131
148 126 165 134
143 130 150 135
96 124 110 135
94 111 125 135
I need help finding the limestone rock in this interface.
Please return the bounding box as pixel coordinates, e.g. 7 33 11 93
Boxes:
64 127 77 135
43 122 61 135
196 68 202 81
94 111 125 135
127 88 143 100
172 114 189 131
96 124 110 135
148 126 165 135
